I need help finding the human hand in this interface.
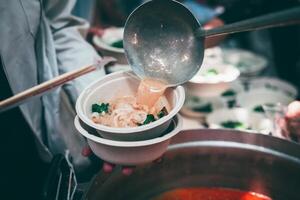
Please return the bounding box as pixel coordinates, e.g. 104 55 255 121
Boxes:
81 145 135 176
82 145 162 176
284 101 300 140
203 18 226 48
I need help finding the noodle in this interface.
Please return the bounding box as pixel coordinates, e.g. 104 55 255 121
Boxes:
91 79 170 128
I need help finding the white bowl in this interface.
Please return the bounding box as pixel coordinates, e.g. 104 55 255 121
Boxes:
248 77 298 98
74 115 183 165
75 71 185 141
206 108 272 134
236 88 294 112
93 27 127 64
180 95 224 118
186 64 240 97
222 48 267 76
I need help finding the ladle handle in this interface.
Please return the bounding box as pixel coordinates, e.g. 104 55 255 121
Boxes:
196 6 300 38
0 57 116 113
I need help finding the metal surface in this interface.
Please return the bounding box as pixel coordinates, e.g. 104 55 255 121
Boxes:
84 129 300 200
197 6 300 38
124 0 300 86
124 0 204 86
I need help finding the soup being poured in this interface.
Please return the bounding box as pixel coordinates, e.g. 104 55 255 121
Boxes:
153 188 272 200
137 78 167 108
91 78 169 128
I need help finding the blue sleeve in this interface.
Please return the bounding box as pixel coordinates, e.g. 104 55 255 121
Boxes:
183 0 217 25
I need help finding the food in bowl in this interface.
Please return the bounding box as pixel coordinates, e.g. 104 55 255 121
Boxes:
110 39 123 49
183 95 219 114
253 103 275 113
253 105 265 113
221 120 249 130
221 89 236 97
202 68 219 77
207 108 272 133
91 78 170 128
91 96 170 128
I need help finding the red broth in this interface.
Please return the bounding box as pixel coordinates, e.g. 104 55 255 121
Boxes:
153 188 272 200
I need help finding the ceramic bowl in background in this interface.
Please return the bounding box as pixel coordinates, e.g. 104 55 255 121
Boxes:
75 71 185 141
186 64 240 97
219 80 244 108
248 77 298 99
206 108 272 134
222 48 268 76
74 115 183 165
236 88 294 113
180 95 224 118
93 27 128 64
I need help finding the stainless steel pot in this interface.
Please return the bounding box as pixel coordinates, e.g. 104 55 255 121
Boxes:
83 129 300 200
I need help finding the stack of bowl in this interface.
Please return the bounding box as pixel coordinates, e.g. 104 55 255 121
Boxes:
93 27 131 73
74 71 185 165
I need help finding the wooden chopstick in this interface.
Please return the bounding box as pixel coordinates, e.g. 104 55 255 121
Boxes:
0 57 116 113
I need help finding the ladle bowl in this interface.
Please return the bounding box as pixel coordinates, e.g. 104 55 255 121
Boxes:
124 0 300 86
124 0 204 86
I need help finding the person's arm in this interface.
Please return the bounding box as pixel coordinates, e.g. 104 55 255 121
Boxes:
44 0 105 104
285 101 300 141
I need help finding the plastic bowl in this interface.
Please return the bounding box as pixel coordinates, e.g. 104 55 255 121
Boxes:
74 115 183 165
248 77 298 99
186 64 240 97
236 88 294 111
75 71 185 141
93 27 128 64
206 108 272 134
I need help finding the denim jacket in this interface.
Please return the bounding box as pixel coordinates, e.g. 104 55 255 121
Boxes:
0 0 105 166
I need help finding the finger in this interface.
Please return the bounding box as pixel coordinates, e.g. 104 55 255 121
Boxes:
81 145 93 157
103 162 115 173
88 27 105 37
203 18 226 48
286 101 300 119
277 118 289 138
287 121 300 135
122 166 135 176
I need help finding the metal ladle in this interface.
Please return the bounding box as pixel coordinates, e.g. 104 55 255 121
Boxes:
124 0 300 86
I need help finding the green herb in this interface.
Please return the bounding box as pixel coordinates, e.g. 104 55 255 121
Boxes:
190 96 201 103
111 40 123 48
227 100 236 108
265 83 278 91
142 114 156 125
204 69 218 76
221 89 236 97
192 103 213 113
157 107 168 119
237 62 250 69
253 105 264 113
92 103 109 113
221 121 246 129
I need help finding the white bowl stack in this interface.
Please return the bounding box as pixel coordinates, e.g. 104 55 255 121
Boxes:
74 71 185 165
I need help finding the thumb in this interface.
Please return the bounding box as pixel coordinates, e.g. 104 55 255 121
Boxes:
81 145 93 157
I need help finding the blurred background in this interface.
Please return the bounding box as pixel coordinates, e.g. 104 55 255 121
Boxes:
1 0 299 199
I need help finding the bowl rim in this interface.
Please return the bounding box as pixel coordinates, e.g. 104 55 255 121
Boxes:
74 114 183 147
206 107 270 133
222 48 268 72
236 88 295 107
248 77 298 98
75 71 185 134
93 35 125 53
93 27 125 53
188 64 240 84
